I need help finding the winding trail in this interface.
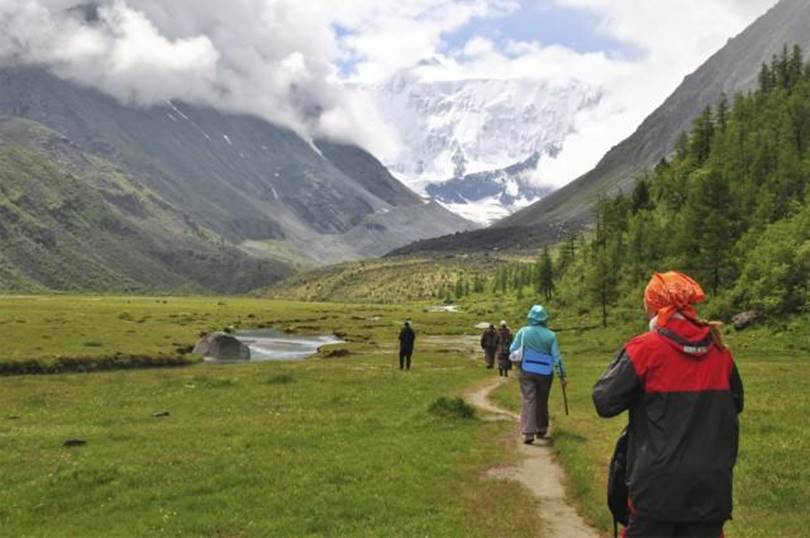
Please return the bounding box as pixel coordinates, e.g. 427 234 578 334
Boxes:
467 378 601 538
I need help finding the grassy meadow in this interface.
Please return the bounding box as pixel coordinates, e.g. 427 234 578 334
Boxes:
0 295 541 537
1 293 808 536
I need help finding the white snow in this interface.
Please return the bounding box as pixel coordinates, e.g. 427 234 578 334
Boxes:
438 193 540 226
354 73 600 220
223 134 233 145
165 100 191 121
271 187 280 200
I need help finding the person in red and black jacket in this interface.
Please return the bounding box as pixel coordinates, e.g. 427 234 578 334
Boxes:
593 272 744 538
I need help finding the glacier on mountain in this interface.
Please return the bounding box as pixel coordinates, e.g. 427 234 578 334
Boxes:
355 73 602 224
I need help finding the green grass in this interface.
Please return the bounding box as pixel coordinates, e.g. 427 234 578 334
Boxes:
490 309 810 538
2 294 809 536
0 295 482 372
0 295 541 536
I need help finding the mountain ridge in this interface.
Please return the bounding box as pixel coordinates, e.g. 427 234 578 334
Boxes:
499 0 810 230
394 0 810 255
0 67 474 292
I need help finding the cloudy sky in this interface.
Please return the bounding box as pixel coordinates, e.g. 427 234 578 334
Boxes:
0 0 780 186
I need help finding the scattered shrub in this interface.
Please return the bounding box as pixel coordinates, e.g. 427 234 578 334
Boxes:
266 374 295 385
428 397 475 420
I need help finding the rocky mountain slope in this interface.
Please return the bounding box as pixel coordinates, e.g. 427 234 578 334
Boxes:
0 67 473 292
425 153 552 224
0 117 286 293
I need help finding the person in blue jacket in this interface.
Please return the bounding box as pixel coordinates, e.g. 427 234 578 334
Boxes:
510 305 567 444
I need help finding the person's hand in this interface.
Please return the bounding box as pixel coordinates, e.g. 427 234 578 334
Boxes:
561 377 569 387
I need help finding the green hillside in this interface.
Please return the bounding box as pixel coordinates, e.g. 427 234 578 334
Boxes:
0 117 289 293
550 47 810 322
263 255 521 303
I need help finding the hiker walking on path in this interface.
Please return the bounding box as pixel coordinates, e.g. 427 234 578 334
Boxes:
480 323 498 369
496 321 513 377
510 305 567 444
592 271 744 538
398 320 416 370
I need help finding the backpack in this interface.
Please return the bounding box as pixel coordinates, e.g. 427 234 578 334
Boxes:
520 348 554 375
608 427 630 537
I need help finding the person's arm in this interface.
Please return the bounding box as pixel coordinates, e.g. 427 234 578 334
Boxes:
509 329 524 353
592 348 642 418
730 360 744 413
481 332 486 349
551 335 566 379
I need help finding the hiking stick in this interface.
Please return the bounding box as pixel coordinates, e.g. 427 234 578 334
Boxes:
561 378 570 416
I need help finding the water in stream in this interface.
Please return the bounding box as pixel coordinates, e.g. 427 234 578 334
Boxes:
204 329 343 363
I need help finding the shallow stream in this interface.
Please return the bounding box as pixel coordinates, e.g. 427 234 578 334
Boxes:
204 329 343 363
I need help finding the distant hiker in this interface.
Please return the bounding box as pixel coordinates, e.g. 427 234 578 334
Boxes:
398 320 416 370
496 321 513 377
510 305 567 444
593 272 744 538
480 323 498 369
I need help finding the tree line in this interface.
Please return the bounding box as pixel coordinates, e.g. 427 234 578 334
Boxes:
558 44 810 325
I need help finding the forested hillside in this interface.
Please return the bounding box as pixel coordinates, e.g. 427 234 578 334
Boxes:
555 46 810 321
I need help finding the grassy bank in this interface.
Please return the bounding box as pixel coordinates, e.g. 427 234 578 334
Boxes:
490 311 810 538
0 296 541 536
0 295 481 374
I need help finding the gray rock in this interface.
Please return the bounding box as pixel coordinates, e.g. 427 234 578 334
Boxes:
63 439 87 447
732 311 760 331
193 332 250 361
152 411 170 418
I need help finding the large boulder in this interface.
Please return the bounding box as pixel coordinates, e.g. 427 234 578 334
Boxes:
732 311 760 331
193 332 250 360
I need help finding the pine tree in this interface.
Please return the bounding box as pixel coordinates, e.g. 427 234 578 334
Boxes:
536 247 554 301
586 242 619 328
690 107 715 165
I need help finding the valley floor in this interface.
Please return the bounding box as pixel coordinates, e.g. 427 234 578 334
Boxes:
0 296 807 537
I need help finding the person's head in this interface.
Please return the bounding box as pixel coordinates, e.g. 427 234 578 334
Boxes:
527 305 549 326
644 271 705 326
489 323 495 329
500 320 508 328
404 320 411 327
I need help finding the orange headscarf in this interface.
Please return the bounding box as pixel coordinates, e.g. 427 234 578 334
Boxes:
644 271 705 327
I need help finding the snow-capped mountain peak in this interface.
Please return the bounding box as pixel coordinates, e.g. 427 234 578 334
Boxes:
355 72 602 224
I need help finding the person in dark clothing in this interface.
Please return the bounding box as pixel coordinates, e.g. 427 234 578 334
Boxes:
398 320 416 370
496 321 513 377
593 272 744 538
480 323 498 369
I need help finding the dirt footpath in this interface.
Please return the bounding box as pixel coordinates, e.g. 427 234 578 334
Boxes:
467 378 602 538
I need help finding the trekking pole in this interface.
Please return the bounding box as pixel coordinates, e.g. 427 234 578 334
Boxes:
561 377 570 416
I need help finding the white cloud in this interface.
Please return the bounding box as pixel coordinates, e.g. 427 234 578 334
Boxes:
527 0 780 186
0 0 781 185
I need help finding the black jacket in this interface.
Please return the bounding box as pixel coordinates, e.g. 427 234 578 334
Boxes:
481 328 498 351
593 318 743 523
399 326 415 351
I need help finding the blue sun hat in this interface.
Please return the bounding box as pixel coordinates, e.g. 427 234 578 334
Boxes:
527 305 549 325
